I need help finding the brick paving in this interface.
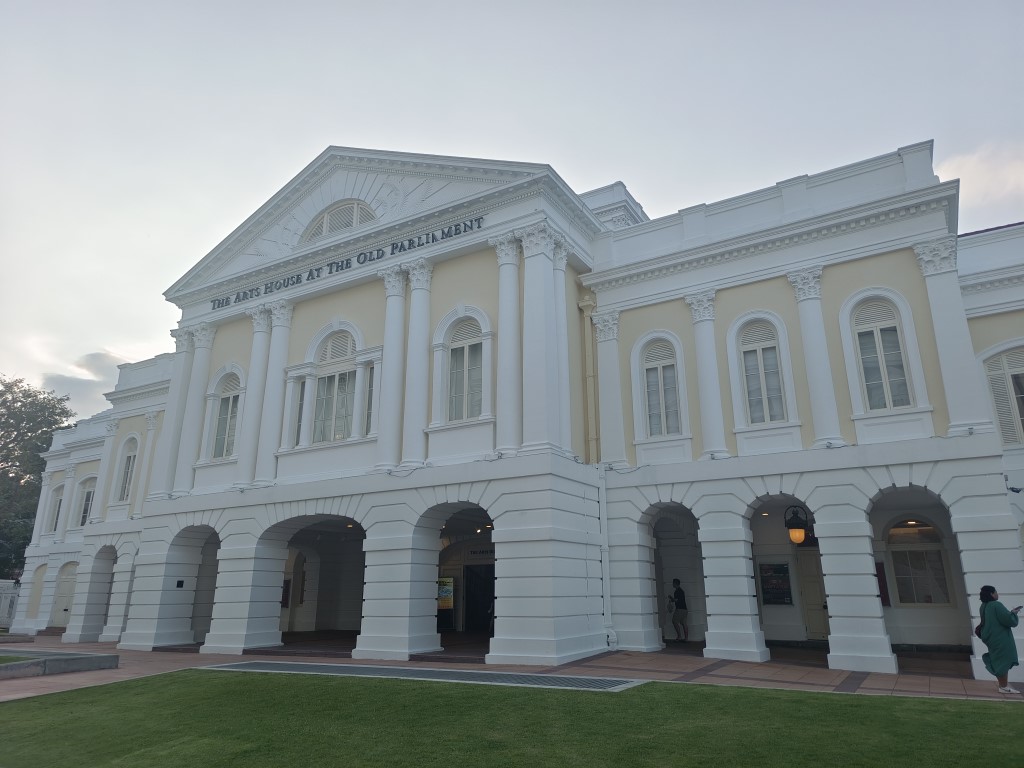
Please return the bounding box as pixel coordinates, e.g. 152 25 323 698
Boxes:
1 634 1021 704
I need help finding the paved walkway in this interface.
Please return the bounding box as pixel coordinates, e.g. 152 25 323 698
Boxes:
1 635 1020 704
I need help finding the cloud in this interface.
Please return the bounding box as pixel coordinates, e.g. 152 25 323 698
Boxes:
42 350 128 420
937 143 1024 230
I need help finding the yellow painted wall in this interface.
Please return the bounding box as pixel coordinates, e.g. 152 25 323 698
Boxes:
209 317 254 375
566 265 587 458
288 279 387 365
968 310 1024 358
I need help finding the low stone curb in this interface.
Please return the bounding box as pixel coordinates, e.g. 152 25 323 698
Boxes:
0 652 118 680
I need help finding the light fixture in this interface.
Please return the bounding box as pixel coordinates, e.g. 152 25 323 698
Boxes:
784 505 810 545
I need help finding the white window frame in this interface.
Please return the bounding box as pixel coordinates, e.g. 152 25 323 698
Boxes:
726 311 802 455
284 321 376 450
300 199 377 243
116 438 138 503
884 518 953 607
980 341 1024 447
629 331 692 464
48 484 65 533
199 366 246 464
212 374 241 459
74 477 97 528
429 306 494 427
839 288 933 443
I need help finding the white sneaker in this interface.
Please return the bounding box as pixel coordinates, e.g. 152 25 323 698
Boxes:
998 686 1020 694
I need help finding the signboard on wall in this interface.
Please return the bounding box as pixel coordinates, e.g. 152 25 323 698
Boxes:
759 563 793 605
437 578 454 610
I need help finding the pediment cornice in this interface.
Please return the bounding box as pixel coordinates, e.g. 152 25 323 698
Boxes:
581 185 957 293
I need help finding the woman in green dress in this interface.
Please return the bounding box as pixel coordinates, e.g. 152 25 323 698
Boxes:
979 585 1022 694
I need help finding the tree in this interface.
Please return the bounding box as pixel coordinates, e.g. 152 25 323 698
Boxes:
0 376 76 579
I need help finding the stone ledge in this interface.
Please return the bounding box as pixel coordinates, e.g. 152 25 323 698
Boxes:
0 652 118 680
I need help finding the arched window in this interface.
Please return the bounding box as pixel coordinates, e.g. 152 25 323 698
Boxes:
313 331 358 442
76 478 96 527
49 485 64 533
984 346 1024 446
448 319 483 422
301 200 376 242
853 300 911 411
116 438 138 503
739 321 785 424
642 340 681 437
213 373 241 459
887 520 950 605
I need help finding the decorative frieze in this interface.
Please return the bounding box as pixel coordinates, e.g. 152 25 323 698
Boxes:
913 235 957 276
787 266 823 301
592 311 620 342
685 290 716 323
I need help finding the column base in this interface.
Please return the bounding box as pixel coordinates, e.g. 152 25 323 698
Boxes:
827 652 898 674
200 629 282 655
351 632 441 661
703 630 770 662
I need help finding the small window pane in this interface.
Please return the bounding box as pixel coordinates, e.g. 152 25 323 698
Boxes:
645 366 663 436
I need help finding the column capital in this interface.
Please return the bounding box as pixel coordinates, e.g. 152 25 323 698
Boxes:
514 220 557 258
787 266 823 301
913 235 957 276
189 323 215 349
145 411 160 431
684 290 716 322
64 463 77 483
489 232 520 266
592 311 620 342
104 418 121 437
170 327 193 353
378 265 407 297
267 301 293 327
246 306 271 334
405 258 433 290
553 238 570 272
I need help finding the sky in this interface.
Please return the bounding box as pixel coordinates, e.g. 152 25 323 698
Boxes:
1 0 1022 420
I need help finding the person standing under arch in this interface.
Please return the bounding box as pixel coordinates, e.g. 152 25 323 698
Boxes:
669 578 688 642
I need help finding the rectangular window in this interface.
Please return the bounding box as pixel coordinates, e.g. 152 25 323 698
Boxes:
51 497 62 532
78 489 94 527
891 550 949 604
313 372 354 443
880 327 910 407
294 380 305 446
449 347 466 421
1013 373 1024 436
213 394 239 458
645 366 663 436
364 365 375 435
118 454 136 502
857 330 887 410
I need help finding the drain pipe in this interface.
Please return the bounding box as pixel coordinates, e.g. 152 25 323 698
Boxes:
598 463 618 650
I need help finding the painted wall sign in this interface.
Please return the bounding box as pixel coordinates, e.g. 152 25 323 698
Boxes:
210 216 485 311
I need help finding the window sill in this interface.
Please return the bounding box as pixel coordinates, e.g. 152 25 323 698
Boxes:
634 434 693 465
734 422 803 456
850 406 934 444
426 417 496 435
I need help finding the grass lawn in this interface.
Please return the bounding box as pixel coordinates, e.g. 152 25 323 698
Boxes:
0 670 1019 768
0 654 28 664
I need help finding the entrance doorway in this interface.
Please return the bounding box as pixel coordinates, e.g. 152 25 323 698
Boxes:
49 562 79 629
797 548 829 641
463 563 495 633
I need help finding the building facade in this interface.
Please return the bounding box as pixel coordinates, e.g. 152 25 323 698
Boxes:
12 142 1024 679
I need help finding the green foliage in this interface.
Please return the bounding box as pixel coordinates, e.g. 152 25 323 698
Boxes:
0 375 75 579
0 671 1018 767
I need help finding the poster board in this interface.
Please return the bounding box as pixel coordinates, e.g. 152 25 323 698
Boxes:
758 563 793 605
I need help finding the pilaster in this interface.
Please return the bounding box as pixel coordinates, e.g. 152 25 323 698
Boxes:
684 291 729 459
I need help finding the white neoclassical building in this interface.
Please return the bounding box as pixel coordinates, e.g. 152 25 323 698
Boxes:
12 142 1024 680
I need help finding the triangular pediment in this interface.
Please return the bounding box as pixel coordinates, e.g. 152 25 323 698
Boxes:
166 147 556 303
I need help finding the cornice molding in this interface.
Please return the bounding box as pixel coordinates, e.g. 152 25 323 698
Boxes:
581 193 953 294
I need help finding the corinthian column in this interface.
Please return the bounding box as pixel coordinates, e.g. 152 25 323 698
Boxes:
787 267 845 448
401 259 433 467
147 328 193 499
490 233 522 455
913 236 994 436
593 311 627 466
255 301 293 483
235 307 272 486
514 220 560 453
173 323 215 494
553 238 573 452
376 266 408 469
684 291 729 459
